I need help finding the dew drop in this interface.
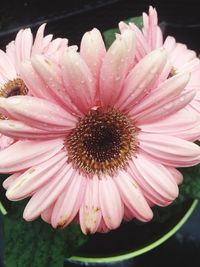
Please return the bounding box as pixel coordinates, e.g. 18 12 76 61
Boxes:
138 84 144 90
129 93 135 99
163 102 173 110
179 96 185 102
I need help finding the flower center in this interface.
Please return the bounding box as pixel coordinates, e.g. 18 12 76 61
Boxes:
66 108 138 176
0 78 28 119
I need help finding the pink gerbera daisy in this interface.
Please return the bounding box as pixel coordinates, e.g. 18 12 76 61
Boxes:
0 28 200 234
119 6 200 138
0 24 68 150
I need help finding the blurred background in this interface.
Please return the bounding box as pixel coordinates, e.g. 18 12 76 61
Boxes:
1 0 200 266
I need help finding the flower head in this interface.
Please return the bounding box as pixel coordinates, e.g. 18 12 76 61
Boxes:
0 27 200 234
0 24 68 150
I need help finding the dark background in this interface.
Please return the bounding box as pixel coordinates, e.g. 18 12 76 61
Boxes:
0 0 200 51
1 0 200 266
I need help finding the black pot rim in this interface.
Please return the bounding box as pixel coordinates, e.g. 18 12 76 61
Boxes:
68 199 198 264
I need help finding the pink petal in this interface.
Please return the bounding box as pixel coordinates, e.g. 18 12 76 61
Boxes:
79 176 101 234
2 172 22 189
0 120 68 139
169 43 196 67
129 154 178 206
142 6 163 50
20 59 53 99
61 48 96 114
143 6 158 28
120 29 137 70
139 132 200 167
51 172 87 229
41 203 54 224
124 205 134 221
14 30 23 68
80 28 106 83
23 163 73 221
97 218 110 233
140 108 200 141
0 50 16 80
44 38 68 56
41 34 54 52
6 151 66 200
0 139 64 173
0 134 14 151
114 170 153 221
32 24 49 55
166 167 183 185
13 28 33 72
163 36 176 54
0 96 77 131
47 41 71 63
131 72 190 117
30 55 83 116
99 30 136 107
5 41 16 68
20 58 80 117
99 175 124 230
136 90 196 124
119 21 149 61
19 29 33 61
156 59 172 85
115 48 167 111
178 59 200 84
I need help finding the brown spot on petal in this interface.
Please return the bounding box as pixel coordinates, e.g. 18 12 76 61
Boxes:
85 227 92 235
168 67 178 78
44 59 51 65
28 168 36 174
57 215 68 228
0 113 6 120
94 207 100 212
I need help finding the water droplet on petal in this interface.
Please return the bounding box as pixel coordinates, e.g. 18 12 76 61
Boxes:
163 102 173 110
179 96 185 102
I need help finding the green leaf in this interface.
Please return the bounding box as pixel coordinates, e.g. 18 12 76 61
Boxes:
178 164 200 201
2 201 88 267
103 16 143 48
